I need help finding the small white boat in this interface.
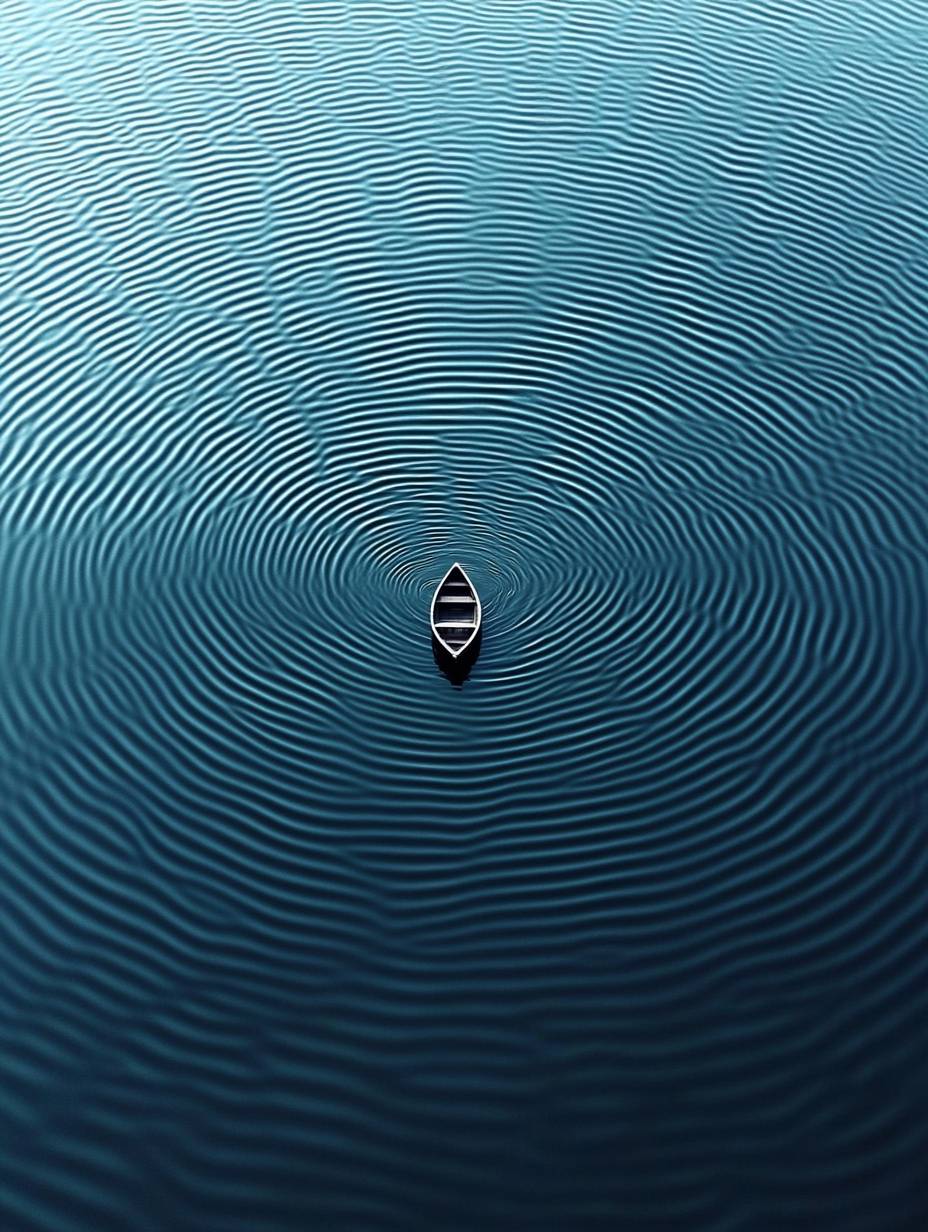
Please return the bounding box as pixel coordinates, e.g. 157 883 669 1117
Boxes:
430 562 481 663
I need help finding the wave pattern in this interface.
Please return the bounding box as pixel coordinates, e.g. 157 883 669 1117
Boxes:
1 1 927 1229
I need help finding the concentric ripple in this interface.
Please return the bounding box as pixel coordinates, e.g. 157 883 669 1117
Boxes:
1 1 927 1229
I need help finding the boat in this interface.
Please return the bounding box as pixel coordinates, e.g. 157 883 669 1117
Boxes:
430 562 482 665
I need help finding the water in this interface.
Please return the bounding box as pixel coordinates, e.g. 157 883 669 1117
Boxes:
2 2 927 1228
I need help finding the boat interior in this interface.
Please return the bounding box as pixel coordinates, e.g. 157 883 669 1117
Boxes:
433 570 478 652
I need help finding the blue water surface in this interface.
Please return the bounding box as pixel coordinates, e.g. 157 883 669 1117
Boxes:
1 2 927 1229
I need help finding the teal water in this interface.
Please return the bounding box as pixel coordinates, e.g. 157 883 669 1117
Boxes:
1 2 927 1228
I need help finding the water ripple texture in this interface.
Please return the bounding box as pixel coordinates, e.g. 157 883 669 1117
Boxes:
1 2 927 1229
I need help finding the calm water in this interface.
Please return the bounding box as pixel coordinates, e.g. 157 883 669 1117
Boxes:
2 3 927 1229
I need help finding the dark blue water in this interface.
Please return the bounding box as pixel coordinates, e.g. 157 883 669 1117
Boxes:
2 3 927 1229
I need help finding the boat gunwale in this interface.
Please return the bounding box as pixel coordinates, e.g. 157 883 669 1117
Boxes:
430 562 482 660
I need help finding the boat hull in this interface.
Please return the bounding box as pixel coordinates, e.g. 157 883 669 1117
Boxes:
430 562 482 675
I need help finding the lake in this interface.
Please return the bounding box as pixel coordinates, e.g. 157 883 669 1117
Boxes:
1 2 926 1228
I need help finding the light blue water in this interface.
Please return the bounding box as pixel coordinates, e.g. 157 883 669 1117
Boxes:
1 2 927 1228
